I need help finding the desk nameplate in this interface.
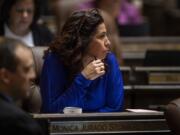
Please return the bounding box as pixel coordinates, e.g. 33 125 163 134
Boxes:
33 112 170 135
50 119 168 134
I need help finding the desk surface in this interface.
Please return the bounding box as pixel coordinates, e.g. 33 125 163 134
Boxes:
33 112 164 119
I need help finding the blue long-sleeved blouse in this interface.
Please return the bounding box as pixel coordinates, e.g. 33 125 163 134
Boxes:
40 52 124 113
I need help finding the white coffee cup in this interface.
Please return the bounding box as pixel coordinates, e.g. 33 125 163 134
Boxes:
63 107 82 114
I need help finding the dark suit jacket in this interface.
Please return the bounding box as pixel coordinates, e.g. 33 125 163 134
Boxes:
32 25 54 46
0 24 54 46
0 94 43 135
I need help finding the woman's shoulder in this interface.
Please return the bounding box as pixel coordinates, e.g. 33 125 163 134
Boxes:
105 52 121 72
44 51 61 65
43 51 66 73
45 51 58 60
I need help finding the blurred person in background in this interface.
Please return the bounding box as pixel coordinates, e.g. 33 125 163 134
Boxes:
78 0 121 22
80 0 144 26
0 0 54 47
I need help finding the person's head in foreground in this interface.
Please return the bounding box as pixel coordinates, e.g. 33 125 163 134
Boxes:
0 37 35 101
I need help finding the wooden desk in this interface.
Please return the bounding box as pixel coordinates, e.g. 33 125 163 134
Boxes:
121 66 180 109
33 112 170 135
133 67 180 85
121 37 180 66
121 66 180 85
131 85 180 109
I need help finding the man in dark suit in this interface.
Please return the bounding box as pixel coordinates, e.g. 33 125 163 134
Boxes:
0 37 43 135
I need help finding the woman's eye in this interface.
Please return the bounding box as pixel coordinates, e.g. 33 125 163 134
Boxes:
99 33 106 38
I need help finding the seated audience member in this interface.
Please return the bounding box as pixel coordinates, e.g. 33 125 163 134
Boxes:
119 0 144 25
0 37 43 135
0 0 53 47
40 9 124 113
78 0 121 22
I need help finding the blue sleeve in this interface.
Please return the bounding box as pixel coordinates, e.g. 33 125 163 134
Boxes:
40 53 92 113
97 53 124 112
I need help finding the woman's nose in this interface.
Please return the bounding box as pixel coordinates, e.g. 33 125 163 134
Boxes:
105 37 111 49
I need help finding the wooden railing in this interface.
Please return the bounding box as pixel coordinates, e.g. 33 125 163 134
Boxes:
120 37 180 66
121 66 180 85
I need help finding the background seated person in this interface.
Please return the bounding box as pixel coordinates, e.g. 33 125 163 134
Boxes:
0 37 43 135
78 0 148 36
0 0 53 47
40 9 124 113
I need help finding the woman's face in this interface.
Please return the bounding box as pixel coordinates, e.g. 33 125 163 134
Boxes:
87 23 111 60
9 0 34 32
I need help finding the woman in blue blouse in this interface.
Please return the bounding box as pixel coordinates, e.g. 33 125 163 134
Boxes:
40 9 124 113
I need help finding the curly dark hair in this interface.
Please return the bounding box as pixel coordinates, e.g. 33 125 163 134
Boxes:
49 8 104 81
0 0 41 34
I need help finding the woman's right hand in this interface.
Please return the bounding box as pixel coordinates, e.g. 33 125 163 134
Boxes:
81 59 105 80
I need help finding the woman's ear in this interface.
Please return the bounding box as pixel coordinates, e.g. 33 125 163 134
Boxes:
0 68 12 84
